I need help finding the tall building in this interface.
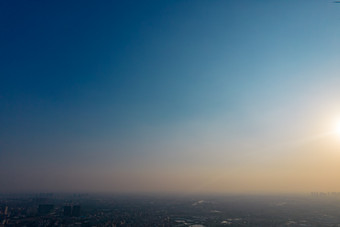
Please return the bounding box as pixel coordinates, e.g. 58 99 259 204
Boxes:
72 205 81 217
63 205 72 216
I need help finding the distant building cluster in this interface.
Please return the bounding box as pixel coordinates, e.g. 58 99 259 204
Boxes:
0 194 84 226
2 193 340 226
310 192 340 197
63 205 81 217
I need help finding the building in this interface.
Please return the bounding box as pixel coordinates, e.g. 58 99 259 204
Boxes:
72 205 81 217
63 205 72 216
38 204 54 215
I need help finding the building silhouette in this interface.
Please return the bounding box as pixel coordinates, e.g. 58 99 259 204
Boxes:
63 204 81 217
72 205 81 217
63 205 72 216
38 204 54 215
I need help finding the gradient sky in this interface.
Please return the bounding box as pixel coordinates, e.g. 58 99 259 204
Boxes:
1 0 340 194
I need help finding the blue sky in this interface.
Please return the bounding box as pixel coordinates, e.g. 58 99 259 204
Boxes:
1 0 340 193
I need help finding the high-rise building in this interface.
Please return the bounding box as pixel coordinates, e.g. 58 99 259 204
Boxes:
72 205 81 217
63 205 72 216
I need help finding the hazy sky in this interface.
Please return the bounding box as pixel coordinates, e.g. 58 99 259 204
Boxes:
1 0 340 194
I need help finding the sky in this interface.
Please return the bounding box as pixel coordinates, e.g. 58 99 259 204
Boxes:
1 0 340 194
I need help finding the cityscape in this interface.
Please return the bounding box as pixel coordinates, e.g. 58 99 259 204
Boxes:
2 0 340 226
2 193 340 226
